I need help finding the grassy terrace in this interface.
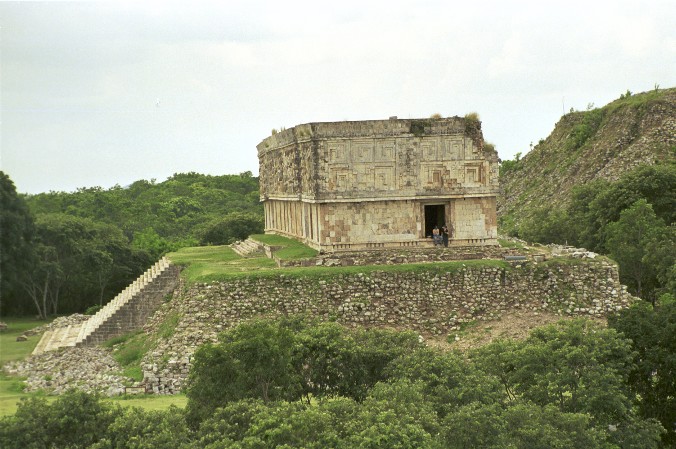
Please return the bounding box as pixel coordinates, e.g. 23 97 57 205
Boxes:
168 234 511 284
249 233 319 259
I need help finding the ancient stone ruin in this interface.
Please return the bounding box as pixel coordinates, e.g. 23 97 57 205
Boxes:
257 116 499 252
31 257 181 355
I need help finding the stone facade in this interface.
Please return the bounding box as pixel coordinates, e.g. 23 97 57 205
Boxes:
257 117 499 251
142 258 633 394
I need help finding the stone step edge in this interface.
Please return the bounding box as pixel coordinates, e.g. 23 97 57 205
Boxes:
75 258 172 346
32 257 175 355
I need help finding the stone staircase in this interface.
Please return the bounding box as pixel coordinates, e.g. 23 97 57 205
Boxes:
231 238 265 256
33 257 181 355
32 325 82 355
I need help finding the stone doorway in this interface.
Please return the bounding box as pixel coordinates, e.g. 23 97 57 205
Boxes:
424 204 446 237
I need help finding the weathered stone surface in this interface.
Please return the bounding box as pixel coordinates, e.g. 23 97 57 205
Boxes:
141 257 634 394
4 347 128 396
257 117 500 251
23 314 89 337
277 245 521 267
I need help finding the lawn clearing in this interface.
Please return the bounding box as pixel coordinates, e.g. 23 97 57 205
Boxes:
169 244 510 284
0 318 52 416
250 234 319 259
168 245 277 282
0 317 47 364
107 394 187 410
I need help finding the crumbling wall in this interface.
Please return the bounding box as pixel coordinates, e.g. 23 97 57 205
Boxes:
142 258 633 394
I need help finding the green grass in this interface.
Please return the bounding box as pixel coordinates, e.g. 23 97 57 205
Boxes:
604 87 669 115
157 312 181 339
1 388 187 417
168 245 277 282
498 239 526 250
250 234 319 259
170 243 512 285
103 331 149 382
196 258 510 284
0 318 52 416
0 379 57 417
107 393 187 410
0 317 48 364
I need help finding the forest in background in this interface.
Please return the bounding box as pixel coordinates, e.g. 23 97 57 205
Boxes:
0 171 263 317
2 162 675 317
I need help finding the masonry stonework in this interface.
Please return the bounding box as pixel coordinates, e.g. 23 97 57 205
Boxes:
257 117 499 251
142 259 633 394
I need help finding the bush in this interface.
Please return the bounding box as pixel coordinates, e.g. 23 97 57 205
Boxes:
0 391 123 448
566 108 605 150
197 212 264 245
85 304 102 315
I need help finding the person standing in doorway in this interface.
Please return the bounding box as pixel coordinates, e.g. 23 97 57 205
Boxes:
432 226 441 246
442 224 449 247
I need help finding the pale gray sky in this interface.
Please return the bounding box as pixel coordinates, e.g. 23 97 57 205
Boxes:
2 0 675 194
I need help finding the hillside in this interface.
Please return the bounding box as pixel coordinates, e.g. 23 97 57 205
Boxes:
499 87 676 231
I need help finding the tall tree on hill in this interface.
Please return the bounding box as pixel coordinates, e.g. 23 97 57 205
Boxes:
606 199 672 301
0 172 36 315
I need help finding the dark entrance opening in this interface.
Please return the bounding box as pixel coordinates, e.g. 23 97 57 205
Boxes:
424 204 445 237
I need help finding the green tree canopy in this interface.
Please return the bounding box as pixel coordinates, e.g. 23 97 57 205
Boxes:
606 199 673 299
0 172 36 315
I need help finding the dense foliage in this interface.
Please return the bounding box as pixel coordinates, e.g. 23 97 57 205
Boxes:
506 163 676 302
2 314 672 448
608 298 676 448
0 171 262 316
0 173 36 315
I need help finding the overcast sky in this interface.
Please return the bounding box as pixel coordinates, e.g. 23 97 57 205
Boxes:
2 0 675 194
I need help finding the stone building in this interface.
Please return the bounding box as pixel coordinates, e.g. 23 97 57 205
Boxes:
257 116 499 252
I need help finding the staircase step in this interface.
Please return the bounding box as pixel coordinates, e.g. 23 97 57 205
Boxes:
31 258 179 355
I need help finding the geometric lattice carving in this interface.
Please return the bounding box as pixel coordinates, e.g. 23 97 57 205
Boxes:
329 142 348 163
374 166 395 189
353 139 374 163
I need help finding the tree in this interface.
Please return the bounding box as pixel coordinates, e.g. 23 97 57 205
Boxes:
0 391 122 449
609 300 676 447
20 242 60 319
17 214 150 316
566 178 612 251
342 380 440 449
197 212 264 245
384 347 503 417
441 402 613 449
606 199 670 300
0 172 36 315
194 399 268 446
473 320 666 448
185 318 301 426
292 320 358 402
475 320 635 423
90 406 191 449
518 208 572 245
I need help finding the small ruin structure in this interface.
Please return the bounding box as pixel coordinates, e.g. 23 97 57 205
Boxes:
257 116 499 252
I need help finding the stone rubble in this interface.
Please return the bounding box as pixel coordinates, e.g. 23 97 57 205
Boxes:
21 314 90 337
278 245 522 267
4 346 129 396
